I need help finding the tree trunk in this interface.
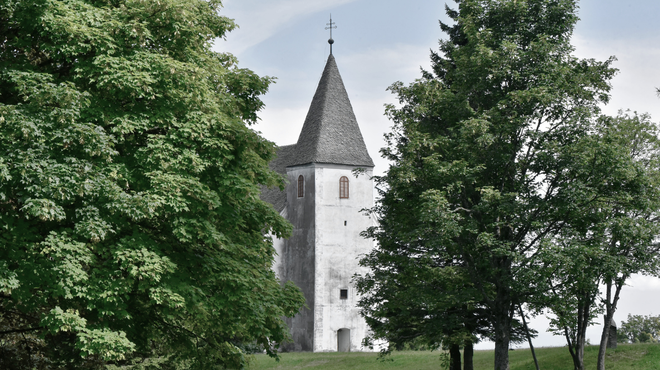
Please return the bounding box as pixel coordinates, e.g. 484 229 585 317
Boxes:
578 294 590 370
463 340 474 370
563 326 579 370
493 311 512 370
450 343 461 370
574 335 585 369
571 292 593 370
518 304 539 370
597 314 612 370
597 278 623 370
559 290 593 370
489 255 514 370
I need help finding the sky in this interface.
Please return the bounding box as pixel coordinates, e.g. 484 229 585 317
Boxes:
213 0 660 350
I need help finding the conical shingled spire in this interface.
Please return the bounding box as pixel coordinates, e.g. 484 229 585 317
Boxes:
289 54 374 167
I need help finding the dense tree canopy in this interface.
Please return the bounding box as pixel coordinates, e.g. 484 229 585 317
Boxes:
618 314 660 344
0 0 303 368
355 0 628 369
540 111 660 370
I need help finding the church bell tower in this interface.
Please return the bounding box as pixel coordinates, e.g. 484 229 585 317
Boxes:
262 29 375 352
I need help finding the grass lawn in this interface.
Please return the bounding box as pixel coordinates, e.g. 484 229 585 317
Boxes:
247 343 660 369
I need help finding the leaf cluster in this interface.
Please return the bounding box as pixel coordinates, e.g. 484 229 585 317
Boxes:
0 0 304 368
618 314 660 344
355 1 660 368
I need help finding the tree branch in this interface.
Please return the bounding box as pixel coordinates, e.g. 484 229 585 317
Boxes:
0 326 42 335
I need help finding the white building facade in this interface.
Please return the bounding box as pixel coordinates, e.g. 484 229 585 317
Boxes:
262 54 375 352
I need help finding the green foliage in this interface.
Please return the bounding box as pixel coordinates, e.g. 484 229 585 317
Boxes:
619 314 660 344
538 111 660 370
397 337 439 351
355 1 626 369
0 0 304 368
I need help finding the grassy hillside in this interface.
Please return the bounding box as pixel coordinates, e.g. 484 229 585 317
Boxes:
247 343 660 369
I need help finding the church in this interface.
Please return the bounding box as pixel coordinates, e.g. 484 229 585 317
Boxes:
261 43 375 352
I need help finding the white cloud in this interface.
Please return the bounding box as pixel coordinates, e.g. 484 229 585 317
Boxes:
572 35 660 120
343 44 435 176
218 0 359 55
254 107 307 147
626 274 660 291
337 44 431 96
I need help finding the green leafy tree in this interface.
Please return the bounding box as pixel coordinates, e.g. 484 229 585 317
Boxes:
356 0 616 369
356 243 488 369
542 235 603 370
0 0 304 368
618 314 660 344
541 112 660 370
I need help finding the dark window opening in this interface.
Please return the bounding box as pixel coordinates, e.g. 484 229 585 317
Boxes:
340 289 348 300
297 175 304 198
339 176 349 199
344 220 347 226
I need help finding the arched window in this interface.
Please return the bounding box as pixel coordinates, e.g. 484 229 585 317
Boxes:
297 175 304 198
339 176 349 199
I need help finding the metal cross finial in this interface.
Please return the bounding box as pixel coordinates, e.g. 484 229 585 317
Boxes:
325 14 337 54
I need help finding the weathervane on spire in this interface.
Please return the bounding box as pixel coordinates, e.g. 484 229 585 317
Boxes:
325 14 337 54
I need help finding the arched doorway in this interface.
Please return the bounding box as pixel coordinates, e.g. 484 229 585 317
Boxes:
337 328 350 352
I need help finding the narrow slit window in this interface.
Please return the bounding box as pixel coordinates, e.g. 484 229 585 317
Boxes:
339 176 349 199
297 175 304 198
340 289 348 300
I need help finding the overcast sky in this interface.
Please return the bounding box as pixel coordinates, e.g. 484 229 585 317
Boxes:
214 0 660 350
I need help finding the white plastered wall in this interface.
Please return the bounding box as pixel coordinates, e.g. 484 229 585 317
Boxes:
312 164 374 352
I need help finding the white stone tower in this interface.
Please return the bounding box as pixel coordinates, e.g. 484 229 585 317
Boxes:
262 53 374 352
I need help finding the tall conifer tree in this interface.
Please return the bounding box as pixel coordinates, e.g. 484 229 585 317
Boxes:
357 1 617 368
